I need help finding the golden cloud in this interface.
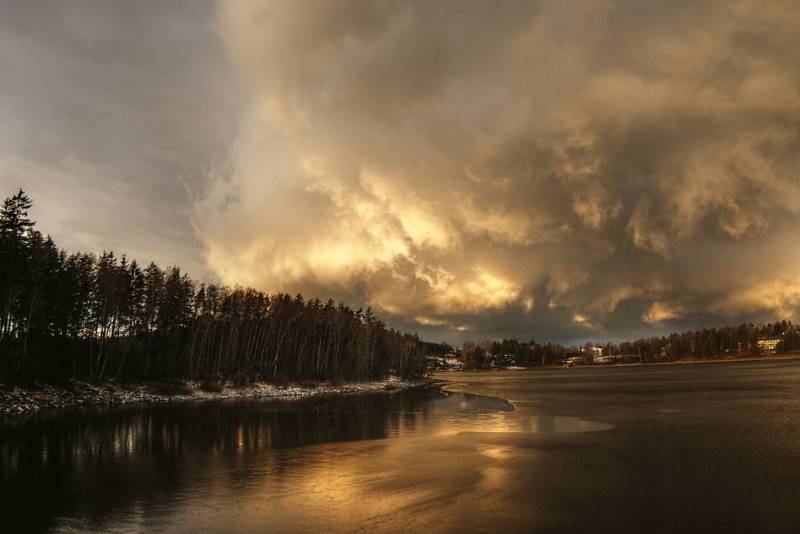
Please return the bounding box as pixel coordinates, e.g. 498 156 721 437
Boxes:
191 0 800 340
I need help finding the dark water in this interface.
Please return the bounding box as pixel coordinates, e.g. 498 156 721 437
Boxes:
3 359 800 533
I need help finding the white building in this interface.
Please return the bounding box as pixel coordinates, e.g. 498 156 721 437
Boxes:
757 336 781 354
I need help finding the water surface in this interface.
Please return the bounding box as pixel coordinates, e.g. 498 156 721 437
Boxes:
3 359 800 533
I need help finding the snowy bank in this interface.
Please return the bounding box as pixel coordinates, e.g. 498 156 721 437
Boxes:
0 377 434 414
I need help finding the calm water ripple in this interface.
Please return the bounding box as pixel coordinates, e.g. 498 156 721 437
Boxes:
3 359 800 533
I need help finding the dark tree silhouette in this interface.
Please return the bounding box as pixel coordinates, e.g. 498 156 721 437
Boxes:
461 321 800 369
0 191 426 384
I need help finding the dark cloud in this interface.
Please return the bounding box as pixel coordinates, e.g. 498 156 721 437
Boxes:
195 0 800 343
4 1 800 344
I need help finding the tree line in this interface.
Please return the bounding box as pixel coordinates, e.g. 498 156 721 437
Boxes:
458 321 800 369
0 190 426 384
461 338 578 369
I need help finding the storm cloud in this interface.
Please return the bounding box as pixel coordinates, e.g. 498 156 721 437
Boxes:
192 0 800 341
3 1 800 343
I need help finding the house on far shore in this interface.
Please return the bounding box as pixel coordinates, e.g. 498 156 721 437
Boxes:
757 336 782 354
580 344 604 362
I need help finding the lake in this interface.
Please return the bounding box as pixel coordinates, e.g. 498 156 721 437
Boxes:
3 359 800 533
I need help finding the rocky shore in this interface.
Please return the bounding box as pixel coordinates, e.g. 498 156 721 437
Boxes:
0 377 434 414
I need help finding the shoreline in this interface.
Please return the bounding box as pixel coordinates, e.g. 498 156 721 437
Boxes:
0 377 436 415
434 352 800 374
574 352 800 369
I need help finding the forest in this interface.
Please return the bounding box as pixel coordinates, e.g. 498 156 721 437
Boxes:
4 189 798 383
460 320 800 369
0 190 426 384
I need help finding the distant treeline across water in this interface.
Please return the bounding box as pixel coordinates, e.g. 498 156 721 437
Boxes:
453 321 800 369
0 190 425 384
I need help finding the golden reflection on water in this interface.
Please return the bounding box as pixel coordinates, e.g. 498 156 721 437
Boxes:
3 386 617 533
132 416 544 533
436 411 614 437
479 445 515 460
150 410 609 532
11 364 800 533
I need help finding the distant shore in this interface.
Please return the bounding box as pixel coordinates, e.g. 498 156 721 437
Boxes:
438 351 800 373
586 351 800 368
0 377 435 415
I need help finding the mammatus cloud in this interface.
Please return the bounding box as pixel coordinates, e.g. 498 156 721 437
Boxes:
190 0 800 342
643 302 683 325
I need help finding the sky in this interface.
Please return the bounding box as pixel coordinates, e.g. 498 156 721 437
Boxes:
2 0 800 344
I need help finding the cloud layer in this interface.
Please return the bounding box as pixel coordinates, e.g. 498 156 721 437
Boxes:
191 0 800 342
3 1 799 343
